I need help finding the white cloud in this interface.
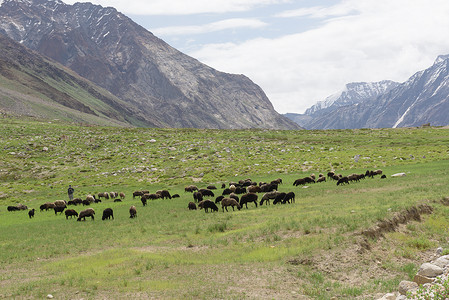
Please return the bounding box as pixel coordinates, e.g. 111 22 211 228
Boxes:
153 18 267 36
190 0 449 113
63 0 289 15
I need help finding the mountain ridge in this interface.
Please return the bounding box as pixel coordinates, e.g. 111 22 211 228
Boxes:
286 55 449 129
0 0 301 129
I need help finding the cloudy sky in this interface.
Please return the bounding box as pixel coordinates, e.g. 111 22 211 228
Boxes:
63 0 449 114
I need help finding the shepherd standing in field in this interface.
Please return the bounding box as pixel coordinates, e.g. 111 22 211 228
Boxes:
67 185 74 201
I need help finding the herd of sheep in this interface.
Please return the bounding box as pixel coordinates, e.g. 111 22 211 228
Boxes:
5 169 384 220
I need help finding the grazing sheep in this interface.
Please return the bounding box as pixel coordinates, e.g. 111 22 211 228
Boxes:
381 174 387 179
157 190 172 199
273 192 287 205
234 187 247 194
109 192 117 199
77 208 95 221
188 202 197 210
184 185 198 193
199 189 215 197
65 209 78 219
28 208 35 218
221 183 226 189
247 185 261 193
133 191 144 198
229 185 236 193
229 193 239 202
327 171 336 179
271 178 283 185
7 206 19 212
215 195 225 204
260 183 278 193
172 194 180 198
129 206 137 218
198 200 218 213
222 188 232 195
304 177 315 184
193 191 203 202
142 193 160 200
54 200 67 207
119 192 125 199
207 185 217 190
54 205 66 215
102 208 114 220
114 199 122 202
85 195 95 203
141 197 147 206
94 198 102 203
293 178 306 186
260 191 281 205
240 193 258 209
40 202 56 211
73 198 83 205
221 198 241 212
98 192 109 199
337 176 349 186
317 176 326 183
82 199 91 206
283 192 296 204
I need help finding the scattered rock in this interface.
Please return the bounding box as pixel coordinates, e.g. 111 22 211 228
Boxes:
398 280 418 295
417 263 443 277
46 294 54 299
391 173 406 177
413 274 434 285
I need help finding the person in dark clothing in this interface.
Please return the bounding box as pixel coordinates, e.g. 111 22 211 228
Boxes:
68 185 74 201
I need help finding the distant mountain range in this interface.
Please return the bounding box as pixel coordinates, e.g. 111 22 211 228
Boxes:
285 55 449 129
0 0 300 130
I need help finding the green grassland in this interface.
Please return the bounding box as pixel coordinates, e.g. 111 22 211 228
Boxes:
2 116 449 299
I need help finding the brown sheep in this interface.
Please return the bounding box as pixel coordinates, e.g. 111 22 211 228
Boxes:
221 198 241 212
54 200 67 207
184 185 198 193
40 202 55 211
240 193 258 209
129 206 137 218
260 191 281 205
119 192 125 199
317 176 326 183
85 195 95 203
133 191 144 198
188 202 197 210
65 209 78 219
77 208 95 221
247 185 261 193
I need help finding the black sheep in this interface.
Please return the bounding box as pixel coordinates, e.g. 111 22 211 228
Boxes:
188 202 197 210
198 200 218 213
282 192 296 204
337 176 349 186
65 209 78 219
28 209 35 218
141 197 147 206
172 194 180 198
102 208 114 220
273 192 287 205
199 189 214 197
193 191 203 202
215 195 225 204
54 205 66 215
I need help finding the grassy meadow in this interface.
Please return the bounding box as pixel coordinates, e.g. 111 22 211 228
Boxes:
2 116 449 299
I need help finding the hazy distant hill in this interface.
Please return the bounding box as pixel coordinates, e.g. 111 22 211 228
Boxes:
286 56 449 129
0 0 300 130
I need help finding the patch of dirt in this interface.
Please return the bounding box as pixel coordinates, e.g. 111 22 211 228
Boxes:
285 203 437 299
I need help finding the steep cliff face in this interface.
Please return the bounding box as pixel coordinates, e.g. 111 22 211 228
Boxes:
0 32 146 126
0 0 300 129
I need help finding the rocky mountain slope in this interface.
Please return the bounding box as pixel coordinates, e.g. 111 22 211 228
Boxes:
0 32 147 126
0 0 300 130
286 56 449 129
